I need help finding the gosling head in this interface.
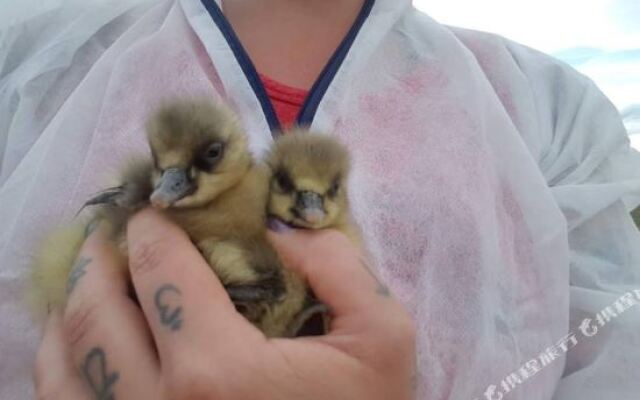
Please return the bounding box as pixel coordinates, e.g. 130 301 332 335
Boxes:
146 99 251 208
266 130 351 229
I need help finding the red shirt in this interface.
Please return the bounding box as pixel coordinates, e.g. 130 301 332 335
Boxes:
259 73 308 129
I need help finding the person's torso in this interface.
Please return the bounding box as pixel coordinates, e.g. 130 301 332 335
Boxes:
0 1 570 398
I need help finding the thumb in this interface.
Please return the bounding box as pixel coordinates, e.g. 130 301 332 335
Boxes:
266 222 389 319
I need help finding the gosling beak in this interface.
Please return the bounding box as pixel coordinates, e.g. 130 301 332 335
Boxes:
150 168 196 208
293 191 326 225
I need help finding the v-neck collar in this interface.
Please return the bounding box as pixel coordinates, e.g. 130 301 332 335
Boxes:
198 0 375 135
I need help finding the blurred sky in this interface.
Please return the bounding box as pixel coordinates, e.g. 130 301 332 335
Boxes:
413 0 640 53
413 0 640 146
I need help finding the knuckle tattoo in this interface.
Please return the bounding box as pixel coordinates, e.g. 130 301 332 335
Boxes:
66 256 91 294
82 347 120 400
154 284 184 331
358 256 391 297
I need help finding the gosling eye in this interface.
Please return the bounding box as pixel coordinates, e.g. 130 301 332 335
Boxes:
327 178 341 198
197 142 224 170
275 170 295 193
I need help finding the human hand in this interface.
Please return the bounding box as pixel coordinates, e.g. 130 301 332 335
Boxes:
34 209 416 399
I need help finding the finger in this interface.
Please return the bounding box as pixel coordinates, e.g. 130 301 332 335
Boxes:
64 222 161 400
35 308 90 400
267 227 416 363
266 226 392 320
126 209 257 365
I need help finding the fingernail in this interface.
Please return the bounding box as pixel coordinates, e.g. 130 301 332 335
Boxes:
267 217 293 233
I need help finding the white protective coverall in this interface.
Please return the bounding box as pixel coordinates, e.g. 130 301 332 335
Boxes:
1 0 640 399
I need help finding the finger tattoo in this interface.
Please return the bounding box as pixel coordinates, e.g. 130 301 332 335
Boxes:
358 256 390 297
67 257 91 294
84 218 101 239
154 284 183 331
82 347 120 400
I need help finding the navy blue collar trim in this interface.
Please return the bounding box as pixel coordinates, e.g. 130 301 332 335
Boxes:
199 0 375 134
200 0 281 132
296 0 374 127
